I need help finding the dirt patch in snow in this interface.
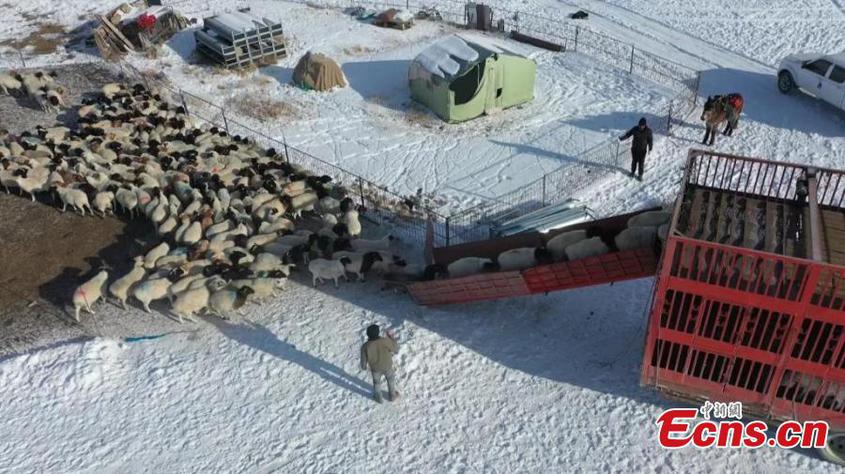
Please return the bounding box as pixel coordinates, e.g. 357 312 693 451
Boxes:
0 190 163 357
225 93 298 121
0 22 67 55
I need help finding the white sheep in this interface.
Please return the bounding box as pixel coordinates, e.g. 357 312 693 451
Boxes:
447 257 499 278
153 254 187 270
546 229 587 261
205 220 232 238
497 247 554 272
230 276 286 300
615 226 657 251
72 270 109 321
167 274 206 302
628 210 671 228
108 257 146 309
350 235 397 252
330 251 383 281
158 215 178 236
143 242 170 270
248 253 294 275
132 276 173 313
180 221 202 245
289 191 318 218
170 285 211 323
308 257 351 287
246 232 279 249
257 217 294 234
0 73 22 95
115 188 139 217
208 286 255 318
342 209 362 237
102 83 126 100
56 186 92 215
564 237 610 261
93 191 114 217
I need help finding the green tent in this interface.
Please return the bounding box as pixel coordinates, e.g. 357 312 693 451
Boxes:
409 35 536 123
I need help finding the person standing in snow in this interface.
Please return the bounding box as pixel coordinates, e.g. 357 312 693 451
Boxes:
618 117 653 181
360 324 400 403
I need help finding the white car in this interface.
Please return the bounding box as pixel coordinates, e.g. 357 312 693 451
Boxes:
778 52 845 110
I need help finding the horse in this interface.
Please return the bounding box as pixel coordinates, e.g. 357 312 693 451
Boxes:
700 93 743 146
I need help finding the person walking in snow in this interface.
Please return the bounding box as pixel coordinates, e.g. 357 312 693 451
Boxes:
360 324 400 403
618 117 653 181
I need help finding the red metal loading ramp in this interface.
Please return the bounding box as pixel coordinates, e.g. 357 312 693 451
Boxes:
408 209 661 306
641 149 845 429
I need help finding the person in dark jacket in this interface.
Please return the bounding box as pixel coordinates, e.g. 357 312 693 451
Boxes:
360 324 400 403
618 117 653 181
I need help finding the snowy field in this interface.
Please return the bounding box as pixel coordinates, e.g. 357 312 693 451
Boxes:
1 278 839 473
0 0 844 472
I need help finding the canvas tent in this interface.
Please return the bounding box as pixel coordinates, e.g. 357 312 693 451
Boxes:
293 52 347 91
409 35 536 123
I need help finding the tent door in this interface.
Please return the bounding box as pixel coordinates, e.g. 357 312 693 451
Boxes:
484 63 502 115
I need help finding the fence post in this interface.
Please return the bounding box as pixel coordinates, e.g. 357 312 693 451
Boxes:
541 174 547 206
180 90 189 115
629 46 635 74
357 177 365 208
445 216 450 247
18 50 26 69
615 140 621 168
666 101 673 134
222 109 229 133
693 71 702 106
282 140 290 163
573 25 579 52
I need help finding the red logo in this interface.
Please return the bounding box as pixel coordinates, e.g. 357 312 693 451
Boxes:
656 402 828 449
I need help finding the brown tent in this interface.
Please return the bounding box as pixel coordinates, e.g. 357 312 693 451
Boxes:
292 52 347 92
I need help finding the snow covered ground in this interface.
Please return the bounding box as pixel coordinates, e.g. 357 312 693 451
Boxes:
0 0 844 472
117 0 675 211
1 278 839 473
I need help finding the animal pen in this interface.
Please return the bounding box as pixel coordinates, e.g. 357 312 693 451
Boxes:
195 9 287 69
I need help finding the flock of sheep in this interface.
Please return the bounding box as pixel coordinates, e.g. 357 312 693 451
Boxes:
422 210 671 280
0 72 412 323
0 70 68 113
0 66 674 323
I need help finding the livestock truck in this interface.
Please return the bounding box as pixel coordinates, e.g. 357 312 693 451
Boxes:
641 149 845 462
409 149 845 462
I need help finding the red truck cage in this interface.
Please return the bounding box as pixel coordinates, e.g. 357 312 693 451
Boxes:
641 149 845 432
408 209 660 306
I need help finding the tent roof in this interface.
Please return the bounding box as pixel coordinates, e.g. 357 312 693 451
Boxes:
413 36 482 80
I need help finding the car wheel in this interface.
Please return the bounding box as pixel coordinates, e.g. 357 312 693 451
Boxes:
778 71 795 94
819 432 845 466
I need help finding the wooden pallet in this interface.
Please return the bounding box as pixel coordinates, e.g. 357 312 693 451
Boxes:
822 209 845 266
